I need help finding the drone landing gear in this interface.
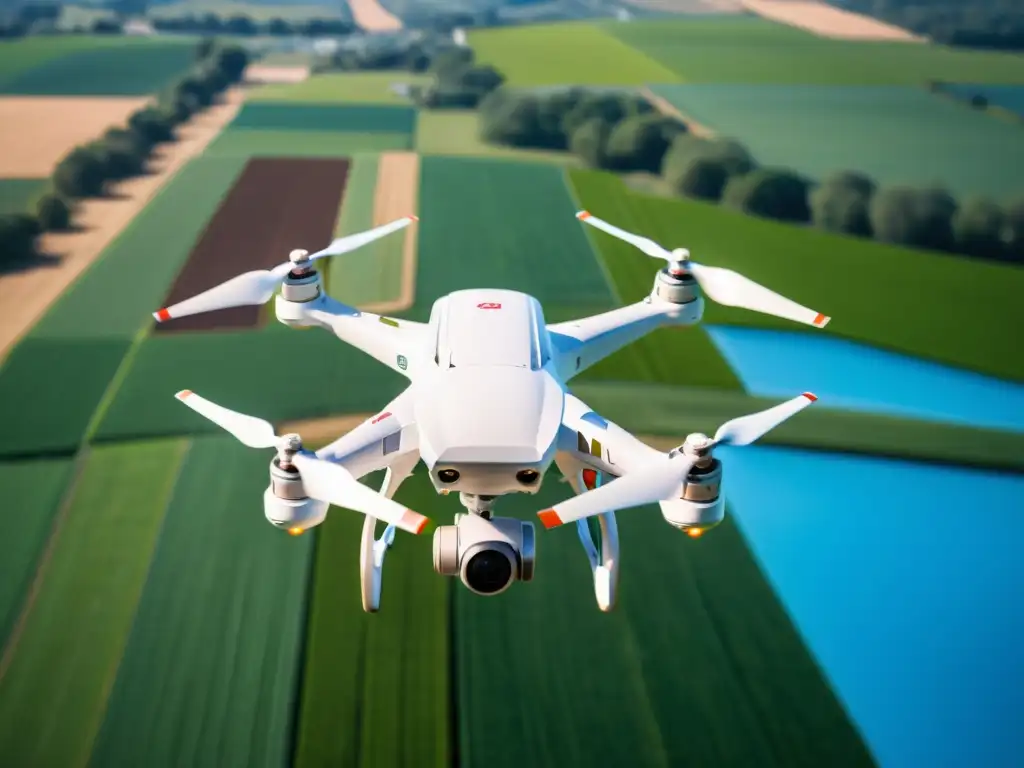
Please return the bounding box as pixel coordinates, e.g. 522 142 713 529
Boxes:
360 454 417 613
574 471 620 613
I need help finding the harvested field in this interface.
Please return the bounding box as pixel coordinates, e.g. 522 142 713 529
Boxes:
740 0 923 41
647 84 1024 199
362 151 419 313
0 440 187 767
568 169 1024 383
154 157 350 333
0 178 46 214
94 329 407 442
0 457 75 648
248 72 430 105
348 0 403 31
0 92 245 357
89 435 313 768
204 128 412 157
230 102 417 134
0 96 149 176
244 65 311 84
293 472 450 768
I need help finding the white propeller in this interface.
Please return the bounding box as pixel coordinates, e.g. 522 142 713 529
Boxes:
537 392 817 528
154 216 417 322
576 211 830 329
174 390 429 535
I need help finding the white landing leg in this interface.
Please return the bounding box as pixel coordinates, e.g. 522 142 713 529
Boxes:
360 454 418 613
573 469 620 612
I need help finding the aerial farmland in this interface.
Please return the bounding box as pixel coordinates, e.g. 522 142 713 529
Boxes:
0 4 1022 768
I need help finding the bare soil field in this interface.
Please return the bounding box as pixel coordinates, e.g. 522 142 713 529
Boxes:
625 0 743 12
0 96 150 176
244 65 311 84
364 151 420 314
640 86 716 137
348 0 402 31
154 156 350 333
0 91 244 362
740 0 925 41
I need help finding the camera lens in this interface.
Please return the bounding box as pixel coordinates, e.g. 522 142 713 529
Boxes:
516 469 539 485
438 468 460 484
464 548 513 595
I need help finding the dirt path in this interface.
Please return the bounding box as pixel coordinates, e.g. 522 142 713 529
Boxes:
363 151 420 315
348 0 403 31
640 86 716 138
740 0 925 41
244 65 310 84
0 90 245 361
624 0 743 12
0 96 151 176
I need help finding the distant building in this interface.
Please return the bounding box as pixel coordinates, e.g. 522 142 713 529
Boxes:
452 28 467 46
123 19 155 36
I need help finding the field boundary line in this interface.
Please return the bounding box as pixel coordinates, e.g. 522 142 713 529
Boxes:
558 169 624 306
82 323 151 443
0 446 91 684
640 86 717 138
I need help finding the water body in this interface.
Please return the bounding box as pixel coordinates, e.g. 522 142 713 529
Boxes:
717 444 1024 768
705 325 1024 433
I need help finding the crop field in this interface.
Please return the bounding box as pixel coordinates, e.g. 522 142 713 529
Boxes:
415 110 581 165
0 440 187 767
205 128 413 157
294 471 450 768
230 102 418 135
0 457 75 647
940 83 1024 118
147 1 346 21
0 178 45 214
568 169 1024 383
454 473 873 767
89 436 313 768
326 153 379 301
0 40 196 96
468 23 681 87
648 84 1024 200
601 17 1024 84
249 72 431 105
0 36 171 85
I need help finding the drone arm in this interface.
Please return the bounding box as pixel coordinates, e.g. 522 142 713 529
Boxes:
279 294 428 380
557 392 666 479
547 298 698 381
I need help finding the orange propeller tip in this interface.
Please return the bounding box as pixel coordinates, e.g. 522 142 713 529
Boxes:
576 210 591 220
154 308 171 322
538 509 563 529
409 215 419 222
802 392 818 402
175 389 193 400
813 313 830 327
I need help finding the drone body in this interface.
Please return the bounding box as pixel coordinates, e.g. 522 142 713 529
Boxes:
157 212 829 613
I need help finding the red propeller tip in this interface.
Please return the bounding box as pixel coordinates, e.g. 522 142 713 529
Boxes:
154 308 171 322
802 392 818 402
538 509 563 529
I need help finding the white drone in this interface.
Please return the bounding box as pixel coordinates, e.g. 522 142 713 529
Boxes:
154 211 830 613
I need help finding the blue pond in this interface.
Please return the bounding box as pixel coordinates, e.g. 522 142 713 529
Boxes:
718 444 1024 768
704 325 1024 433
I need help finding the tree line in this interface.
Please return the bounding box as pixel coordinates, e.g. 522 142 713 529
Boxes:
477 87 1024 263
0 39 250 270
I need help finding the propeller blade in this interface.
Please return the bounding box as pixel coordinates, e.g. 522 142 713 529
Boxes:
174 390 279 448
687 262 830 328
537 455 695 529
154 263 293 322
576 211 673 261
307 216 417 262
291 453 429 535
713 392 818 447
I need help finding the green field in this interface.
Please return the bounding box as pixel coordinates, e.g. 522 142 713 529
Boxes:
455 475 873 767
649 84 1024 200
468 22 682 86
0 178 45 215
230 102 418 134
0 440 187 766
0 36 172 84
95 329 407 442
88 436 312 768
568 169 1024 382
0 457 75 647
602 17 1024 84
249 72 430 105
294 472 450 768
205 128 413 157
0 40 196 96
148 0 345 21
415 110 581 165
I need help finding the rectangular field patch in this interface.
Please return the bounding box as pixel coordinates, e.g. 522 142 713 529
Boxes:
0 439 187 768
0 337 131 458
229 102 417 134
648 83 1024 199
155 157 349 333
204 128 413 158
88 435 313 768
247 71 431 105
415 110 580 165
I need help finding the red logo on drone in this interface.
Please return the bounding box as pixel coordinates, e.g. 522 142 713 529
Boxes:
477 302 502 310
371 411 392 425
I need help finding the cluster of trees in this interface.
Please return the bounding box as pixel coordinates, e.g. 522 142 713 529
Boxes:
325 33 446 73
413 46 505 108
151 15 357 37
0 39 249 270
476 88 1024 263
829 0 1024 51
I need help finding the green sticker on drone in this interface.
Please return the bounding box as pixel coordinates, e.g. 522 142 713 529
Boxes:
397 354 408 370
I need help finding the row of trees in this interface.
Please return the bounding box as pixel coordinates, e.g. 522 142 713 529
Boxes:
152 14 358 37
413 46 505 108
476 88 1024 263
0 39 249 270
